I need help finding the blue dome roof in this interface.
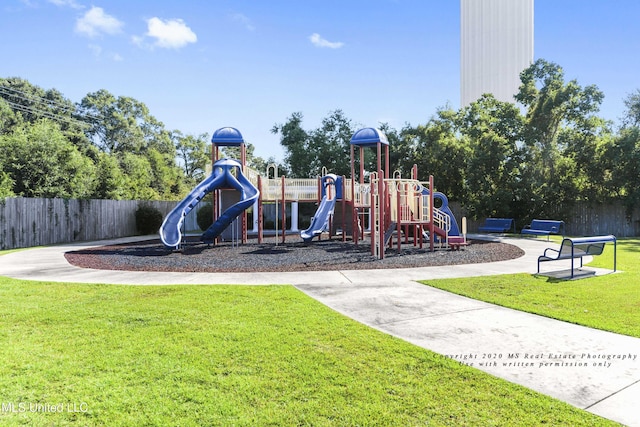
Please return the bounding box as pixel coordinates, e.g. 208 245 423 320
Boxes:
350 127 389 146
211 127 244 146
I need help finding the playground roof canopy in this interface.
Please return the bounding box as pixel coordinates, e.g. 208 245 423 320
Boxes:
350 127 389 147
211 127 244 146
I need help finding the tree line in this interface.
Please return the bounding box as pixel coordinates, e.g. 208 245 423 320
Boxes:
0 77 277 201
2 58 640 223
272 59 640 222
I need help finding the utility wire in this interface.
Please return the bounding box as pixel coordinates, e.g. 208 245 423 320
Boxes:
2 99 90 128
0 85 102 127
0 85 89 114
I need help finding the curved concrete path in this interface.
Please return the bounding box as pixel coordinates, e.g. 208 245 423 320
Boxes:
1 235 638 426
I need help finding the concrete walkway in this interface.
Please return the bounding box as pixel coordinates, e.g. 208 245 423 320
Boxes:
1 235 638 426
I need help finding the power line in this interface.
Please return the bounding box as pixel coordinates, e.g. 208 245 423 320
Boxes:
0 85 102 126
0 85 82 114
2 99 90 128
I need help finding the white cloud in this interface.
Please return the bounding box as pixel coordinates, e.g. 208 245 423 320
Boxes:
309 33 344 49
88 43 101 56
48 0 83 9
144 17 197 49
88 43 124 62
75 6 123 38
131 35 144 48
230 13 255 31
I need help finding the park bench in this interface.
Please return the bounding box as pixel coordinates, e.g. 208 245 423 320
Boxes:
448 235 469 251
478 218 515 233
537 235 617 279
521 219 564 240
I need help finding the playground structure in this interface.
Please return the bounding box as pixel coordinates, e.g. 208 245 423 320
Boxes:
159 127 467 259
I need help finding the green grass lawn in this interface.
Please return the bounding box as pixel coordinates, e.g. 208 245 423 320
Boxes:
421 238 640 338
0 278 618 426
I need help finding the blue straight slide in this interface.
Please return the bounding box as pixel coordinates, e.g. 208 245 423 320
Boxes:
300 175 337 243
160 159 259 249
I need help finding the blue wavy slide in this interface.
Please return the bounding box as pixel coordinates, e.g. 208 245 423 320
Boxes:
301 175 337 243
421 189 462 238
160 159 259 249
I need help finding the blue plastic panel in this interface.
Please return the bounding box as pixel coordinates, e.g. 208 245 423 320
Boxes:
211 127 245 146
350 127 389 146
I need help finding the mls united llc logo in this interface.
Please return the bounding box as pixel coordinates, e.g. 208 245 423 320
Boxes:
1 401 88 413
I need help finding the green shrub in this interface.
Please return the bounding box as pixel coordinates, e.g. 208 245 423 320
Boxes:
196 202 214 231
135 204 163 235
0 171 14 198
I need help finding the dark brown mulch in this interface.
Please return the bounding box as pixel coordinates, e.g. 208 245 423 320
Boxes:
64 236 524 273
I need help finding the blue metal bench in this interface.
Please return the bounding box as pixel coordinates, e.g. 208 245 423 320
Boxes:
537 235 616 279
478 218 515 233
521 219 564 240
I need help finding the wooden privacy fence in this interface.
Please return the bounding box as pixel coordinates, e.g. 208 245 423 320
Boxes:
556 203 640 237
450 201 640 238
0 198 177 250
2 197 640 250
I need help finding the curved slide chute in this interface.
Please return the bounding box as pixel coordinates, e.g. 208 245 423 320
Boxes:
301 174 338 243
421 189 462 238
160 159 259 249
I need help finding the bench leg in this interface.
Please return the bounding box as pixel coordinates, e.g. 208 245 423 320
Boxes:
570 256 584 279
571 257 574 278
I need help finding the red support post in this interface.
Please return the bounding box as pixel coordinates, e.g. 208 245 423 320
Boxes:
257 175 263 244
350 146 358 245
384 144 389 179
396 182 401 253
378 170 385 260
360 146 365 185
211 144 219 245
370 179 376 257
429 175 434 252
281 175 286 244
376 143 382 178
341 175 346 242
241 144 247 244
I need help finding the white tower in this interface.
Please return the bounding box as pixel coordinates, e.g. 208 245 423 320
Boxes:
460 0 534 107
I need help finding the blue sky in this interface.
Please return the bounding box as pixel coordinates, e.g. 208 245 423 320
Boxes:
2 0 640 162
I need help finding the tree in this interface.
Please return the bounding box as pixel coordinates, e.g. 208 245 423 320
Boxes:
78 89 186 199
147 148 185 199
556 116 612 202
271 112 312 177
0 77 91 153
0 98 22 135
401 108 470 199
218 141 281 176
93 152 128 200
308 109 355 177
0 171 14 198
458 95 524 218
78 89 159 154
515 59 606 218
117 152 159 200
0 120 96 198
605 91 640 211
382 122 415 179
173 131 209 184
606 127 640 211
621 89 640 128
272 110 355 178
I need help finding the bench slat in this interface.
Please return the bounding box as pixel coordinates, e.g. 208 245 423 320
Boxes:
537 235 616 279
478 218 514 233
521 219 564 240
